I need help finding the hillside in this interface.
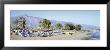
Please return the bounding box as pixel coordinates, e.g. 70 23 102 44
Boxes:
10 15 100 30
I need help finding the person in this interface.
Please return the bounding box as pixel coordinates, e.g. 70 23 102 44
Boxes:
18 30 22 36
15 30 19 35
27 30 32 37
10 29 15 35
21 29 27 37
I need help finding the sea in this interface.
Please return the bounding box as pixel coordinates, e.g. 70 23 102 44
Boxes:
90 31 100 40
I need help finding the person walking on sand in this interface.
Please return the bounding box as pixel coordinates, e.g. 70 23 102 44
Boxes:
27 30 33 37
22 29 27 37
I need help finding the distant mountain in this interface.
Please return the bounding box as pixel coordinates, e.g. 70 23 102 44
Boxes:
11 16 42 29
81 24 100 31
10 15 100 30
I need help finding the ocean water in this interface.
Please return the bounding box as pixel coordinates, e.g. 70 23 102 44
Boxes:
90 31 100 40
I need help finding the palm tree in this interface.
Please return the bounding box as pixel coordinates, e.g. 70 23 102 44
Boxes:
64 23 75 30
16 17 26 29
75 24 82 31
39 19 51 30
55 23 63 30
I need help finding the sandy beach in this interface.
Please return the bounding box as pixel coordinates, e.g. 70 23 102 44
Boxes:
10 31 92 40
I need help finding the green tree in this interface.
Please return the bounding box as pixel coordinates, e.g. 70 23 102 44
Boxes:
55 23 63 30
50 26 55 30
75 24 82 31
64 24 70 30
64 23 75 30
39 19 51 29
16 17 26 29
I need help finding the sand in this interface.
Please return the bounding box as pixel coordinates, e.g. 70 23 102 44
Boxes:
10 31 92 40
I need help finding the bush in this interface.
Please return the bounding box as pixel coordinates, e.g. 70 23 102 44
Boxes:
75 24 82 31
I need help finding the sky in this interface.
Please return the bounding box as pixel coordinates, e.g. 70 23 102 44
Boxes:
10 10 100 27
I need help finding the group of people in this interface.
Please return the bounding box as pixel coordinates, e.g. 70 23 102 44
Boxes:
11 28 33 37
10 28 64 37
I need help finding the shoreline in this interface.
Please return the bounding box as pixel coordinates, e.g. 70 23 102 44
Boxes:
10 30 93 40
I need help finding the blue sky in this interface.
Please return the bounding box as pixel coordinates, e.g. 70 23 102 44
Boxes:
10 10 100 27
